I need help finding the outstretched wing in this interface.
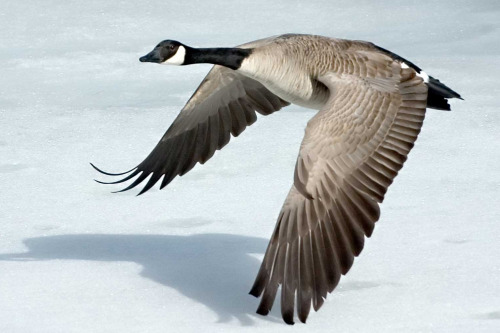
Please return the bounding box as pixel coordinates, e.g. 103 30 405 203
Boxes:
93 65 289 194
249 54 428 324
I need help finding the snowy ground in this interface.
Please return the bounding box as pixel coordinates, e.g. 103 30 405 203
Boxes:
1 0 499 332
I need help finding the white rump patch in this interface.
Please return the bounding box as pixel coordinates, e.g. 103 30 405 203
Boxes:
163 45 186 65
401 62 430 83
417 71 430 83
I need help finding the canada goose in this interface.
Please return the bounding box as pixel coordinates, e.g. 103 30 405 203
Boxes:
92 34 462 324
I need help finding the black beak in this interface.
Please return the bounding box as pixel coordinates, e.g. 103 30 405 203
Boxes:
139 49 162 63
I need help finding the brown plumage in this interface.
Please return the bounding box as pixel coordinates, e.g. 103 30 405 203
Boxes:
93 34 462 324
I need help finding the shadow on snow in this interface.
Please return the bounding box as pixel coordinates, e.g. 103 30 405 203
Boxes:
0 232 284 325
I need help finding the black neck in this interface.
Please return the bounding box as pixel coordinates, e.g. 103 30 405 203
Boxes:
183 47 252 70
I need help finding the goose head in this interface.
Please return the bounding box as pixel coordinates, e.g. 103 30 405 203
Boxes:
139 40 186 65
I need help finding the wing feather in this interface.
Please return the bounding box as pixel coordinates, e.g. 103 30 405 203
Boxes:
251 56 428 323
94 66 289 193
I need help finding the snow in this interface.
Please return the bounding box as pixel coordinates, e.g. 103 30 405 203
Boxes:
1 0 499 332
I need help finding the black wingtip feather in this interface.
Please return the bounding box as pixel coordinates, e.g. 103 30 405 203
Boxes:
256 305 270 316
283 315 295 325
93 170 140 185
137 173 163 196
249 269 268 298
90 163 135 176
249 288 261 298
112 171 150 193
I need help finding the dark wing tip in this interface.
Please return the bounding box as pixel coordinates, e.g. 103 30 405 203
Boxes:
248 289 260 298
93 169 140 186
91 164 165 196
90 162 135 176
110 171 151 194
255 306 270 316
136 173 163 196
282 311 295 325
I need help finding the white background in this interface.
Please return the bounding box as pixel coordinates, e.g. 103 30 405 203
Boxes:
1 0 499 332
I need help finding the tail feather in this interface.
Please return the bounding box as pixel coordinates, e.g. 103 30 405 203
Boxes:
373 44 463 111
426 76 463 111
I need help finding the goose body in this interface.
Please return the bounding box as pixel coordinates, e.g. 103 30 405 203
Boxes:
94 34 462 324
237 35 330 109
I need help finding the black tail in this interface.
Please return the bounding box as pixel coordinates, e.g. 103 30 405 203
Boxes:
373 44 463 111
426 76 462 111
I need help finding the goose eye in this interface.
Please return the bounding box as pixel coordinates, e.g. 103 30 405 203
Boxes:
170 45 175 50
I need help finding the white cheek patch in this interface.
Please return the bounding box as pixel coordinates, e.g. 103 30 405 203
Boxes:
163 45 186 65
